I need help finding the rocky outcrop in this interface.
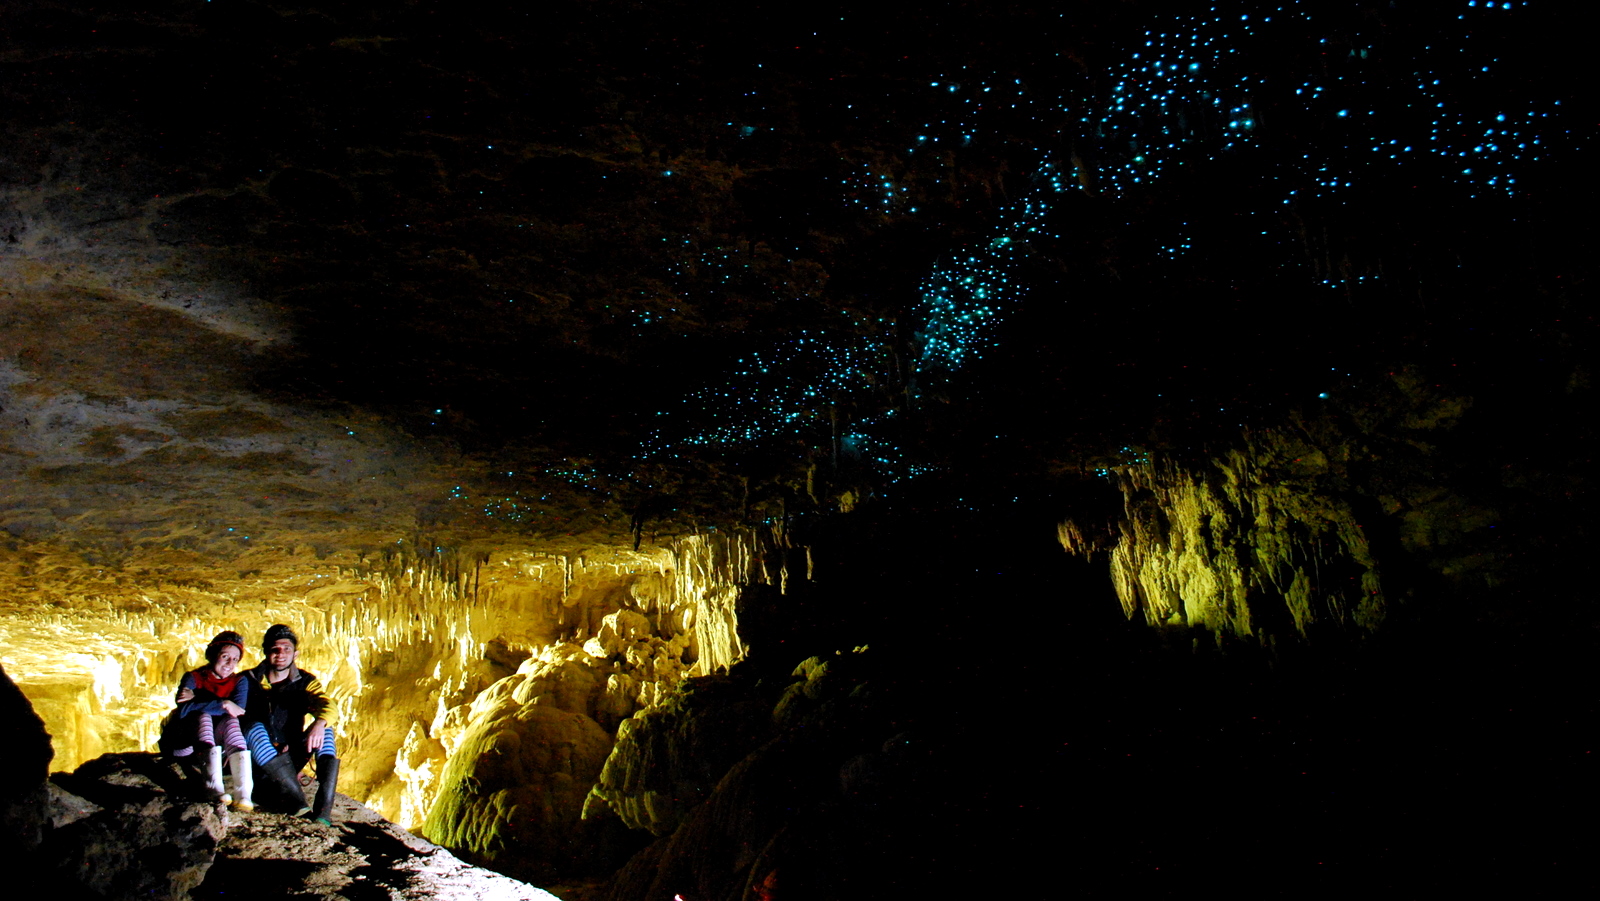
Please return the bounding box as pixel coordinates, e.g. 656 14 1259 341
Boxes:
596 650 931 901
1060 371 1496 646
588 672 777 837
412 535 777 884
422 684 618 883
47 753 227 900
1 672 566 899
0 662 54 877
1061 443 1388 641
40 751 565 901
198 789 560 901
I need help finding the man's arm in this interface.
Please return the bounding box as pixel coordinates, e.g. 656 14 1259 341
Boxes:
303 675 333 755
302 675 332 720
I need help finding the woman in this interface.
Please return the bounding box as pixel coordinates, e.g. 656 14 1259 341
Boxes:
161 630 253 809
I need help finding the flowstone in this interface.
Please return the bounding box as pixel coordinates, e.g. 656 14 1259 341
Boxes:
422 691 616 882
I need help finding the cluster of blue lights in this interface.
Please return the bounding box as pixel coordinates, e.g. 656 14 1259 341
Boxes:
914 224 1036 374
696 242 757 285
841 162 909 215
1400 21 1554 197
831 413 942 486
912 75 1040 155
1082 7 1267 193
465 0 1563 513
639 0 1558 470
1156 222 1194 261
447 483 573 525
1093 446 1153 478
638 328 892 460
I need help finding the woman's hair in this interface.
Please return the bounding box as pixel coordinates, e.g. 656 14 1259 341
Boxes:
204 631 246 663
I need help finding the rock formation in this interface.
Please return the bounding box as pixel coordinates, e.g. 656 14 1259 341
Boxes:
421 665 618 883
1061 441 1389 642
413 531 780 881
198 786 560 901
1 521 781 817
1059 370 1500 647
595 650 935 901
587 671 773 837
0 663 55 879
47 753 228 900
2 664 561 900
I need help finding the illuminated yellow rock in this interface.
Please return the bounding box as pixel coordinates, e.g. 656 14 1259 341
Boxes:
1 532 776 829
1062 443 1386 640
0 248 797 884
0 277 785 846
422 686 614 880
408 529 779 872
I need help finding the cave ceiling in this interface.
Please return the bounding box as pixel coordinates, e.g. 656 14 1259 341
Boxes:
0 6 1591 893
0 0 1591 750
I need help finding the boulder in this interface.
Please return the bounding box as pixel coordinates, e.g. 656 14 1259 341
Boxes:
0 662 54 877
423 696 619 882
47 753 227 900
587 672 772 837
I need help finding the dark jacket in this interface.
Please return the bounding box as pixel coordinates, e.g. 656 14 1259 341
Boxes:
241 661 333 749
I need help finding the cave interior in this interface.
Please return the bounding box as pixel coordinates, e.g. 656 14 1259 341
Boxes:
0 1 1593 897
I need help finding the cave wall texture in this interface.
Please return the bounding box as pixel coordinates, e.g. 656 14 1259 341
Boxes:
1 1 1594 896
1058 369 1506 644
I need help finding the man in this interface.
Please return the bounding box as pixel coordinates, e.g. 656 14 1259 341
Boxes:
242 624 341 824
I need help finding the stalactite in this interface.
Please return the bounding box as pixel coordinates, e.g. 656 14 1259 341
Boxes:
1 525 790 834
1066 437 1389 644
408 526 791 875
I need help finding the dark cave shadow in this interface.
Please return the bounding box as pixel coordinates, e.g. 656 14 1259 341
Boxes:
189 858 324 900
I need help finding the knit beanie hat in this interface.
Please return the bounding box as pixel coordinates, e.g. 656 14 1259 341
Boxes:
205 631 245 663
262 623 299 652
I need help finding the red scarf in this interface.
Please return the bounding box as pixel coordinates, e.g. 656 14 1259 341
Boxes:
190 666 239 701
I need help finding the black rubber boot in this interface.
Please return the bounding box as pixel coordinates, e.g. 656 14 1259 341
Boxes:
256 753 309 815
309 754 340 825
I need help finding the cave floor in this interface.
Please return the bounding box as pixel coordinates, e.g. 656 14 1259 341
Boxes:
194 789 558 900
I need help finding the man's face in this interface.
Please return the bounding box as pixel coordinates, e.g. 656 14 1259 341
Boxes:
266 638 297 673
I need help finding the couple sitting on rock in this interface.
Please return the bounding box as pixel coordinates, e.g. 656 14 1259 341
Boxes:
160 624 341 825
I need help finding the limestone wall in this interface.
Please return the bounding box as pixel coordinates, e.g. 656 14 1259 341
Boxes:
1062 445 1387 642
0 527 784 832
1061 378 1492 646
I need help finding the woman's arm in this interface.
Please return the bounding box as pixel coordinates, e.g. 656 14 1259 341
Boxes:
220 673 248 718
173 672 227 718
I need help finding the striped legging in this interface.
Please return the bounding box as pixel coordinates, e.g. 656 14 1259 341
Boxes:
246 721 337 765
171 713 246 755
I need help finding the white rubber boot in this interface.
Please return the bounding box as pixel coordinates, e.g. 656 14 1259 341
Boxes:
227 749 254 811
206 745 232 804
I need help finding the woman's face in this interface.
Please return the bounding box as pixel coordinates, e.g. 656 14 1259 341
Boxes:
212 644 241 679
